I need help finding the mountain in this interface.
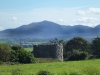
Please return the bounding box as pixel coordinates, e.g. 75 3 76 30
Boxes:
0 20 100 39
0 21 65 38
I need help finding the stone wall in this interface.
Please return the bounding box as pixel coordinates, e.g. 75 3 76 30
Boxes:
33 44 63 61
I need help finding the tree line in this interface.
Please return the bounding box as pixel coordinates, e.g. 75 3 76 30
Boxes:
0 36 100 64
50 37 100 61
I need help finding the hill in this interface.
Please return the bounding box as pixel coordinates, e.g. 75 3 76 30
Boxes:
0 20 100 39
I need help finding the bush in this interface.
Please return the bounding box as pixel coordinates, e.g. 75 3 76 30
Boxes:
11 45 24 51
10 50 19 62
11 50 35 63
88 55 100 59
11 45 35 63
18 50 35 63
0 44 11 62
37 70 54 75
68 52 88 61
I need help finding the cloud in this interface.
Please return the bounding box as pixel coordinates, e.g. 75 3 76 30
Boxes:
0 27 4 31
19 22 24 25
88 7 100 14
77 10 86 15
73 17 100 27
0 7 100 29
77 7 100 15
12 17 17 21
58 19 64 22
77 17 99 23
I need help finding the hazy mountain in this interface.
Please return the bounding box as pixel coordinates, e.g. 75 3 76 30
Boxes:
0 20 100 39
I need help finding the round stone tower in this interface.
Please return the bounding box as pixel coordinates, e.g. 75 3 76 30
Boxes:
33 43 63 61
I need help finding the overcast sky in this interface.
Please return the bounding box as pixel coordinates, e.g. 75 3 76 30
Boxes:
0 0 100 30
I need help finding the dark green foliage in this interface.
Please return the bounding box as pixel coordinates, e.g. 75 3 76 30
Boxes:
88 55 99 59
10 50 19 62
11 45 35 63
49 38 65 44
11 45 24 51
37 70 54 75
91 37 100 56
18 50 35 63
0 44 11 62
68 52 88 61
65 37 90 58
65 37 90 52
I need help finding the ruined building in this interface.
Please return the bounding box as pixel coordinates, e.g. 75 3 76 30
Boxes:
33 44 63 61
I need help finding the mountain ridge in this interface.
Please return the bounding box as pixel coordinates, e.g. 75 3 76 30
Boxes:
0 20 100 39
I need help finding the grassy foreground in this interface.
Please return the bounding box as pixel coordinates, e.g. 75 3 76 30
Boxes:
0 59 100 75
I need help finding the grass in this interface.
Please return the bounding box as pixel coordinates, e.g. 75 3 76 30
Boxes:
24 48 33 52
35 58 60 63
0 41 7 44
28 42 45 44
0 59 100 75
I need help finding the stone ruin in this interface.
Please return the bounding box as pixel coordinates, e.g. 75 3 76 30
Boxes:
32 43 63 61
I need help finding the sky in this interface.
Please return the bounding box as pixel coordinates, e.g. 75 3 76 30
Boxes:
0 0 100 30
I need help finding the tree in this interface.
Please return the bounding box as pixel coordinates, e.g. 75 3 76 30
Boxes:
65 37 90 57
91 37 100 56
49 38 65 44
0 44 11 62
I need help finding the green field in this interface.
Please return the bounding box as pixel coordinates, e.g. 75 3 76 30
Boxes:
0 59 100 75
24 48 33 52
28 42 45 44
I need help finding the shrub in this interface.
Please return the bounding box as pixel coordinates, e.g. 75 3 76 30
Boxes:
0 44 11 62
18 50 35 63
88 55 100 59
11 45 24 51
11 45 35 63
68 52 88 61
37 70 54 75
11 50 35 63
10 49 19 62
